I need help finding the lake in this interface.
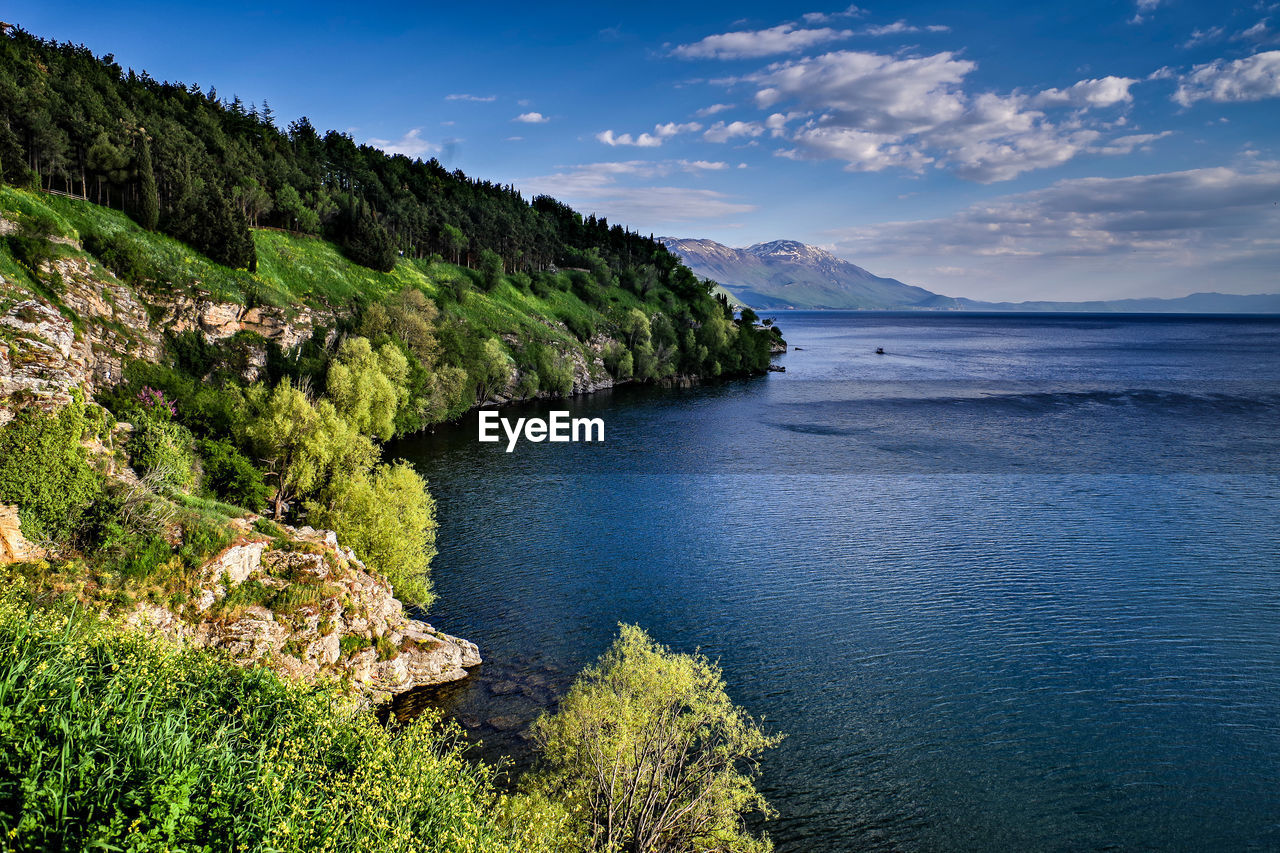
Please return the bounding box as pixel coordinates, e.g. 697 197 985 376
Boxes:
393 312 1280 851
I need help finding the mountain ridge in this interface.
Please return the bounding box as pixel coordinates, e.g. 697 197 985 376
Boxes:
660 236 1280 314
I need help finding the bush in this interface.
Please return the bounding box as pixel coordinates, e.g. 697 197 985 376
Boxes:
127 414 197 491
306 462 437 608
0 398 102 542
82 230 155 286
528 624 780 853
197 439 269 511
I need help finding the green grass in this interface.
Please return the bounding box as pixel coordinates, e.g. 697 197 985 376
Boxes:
0 587 577 852
0 187 647 339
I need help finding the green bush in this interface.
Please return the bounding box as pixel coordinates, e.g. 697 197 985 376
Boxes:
82 230 155 286
0 398 102 542
127 414 197 491
0 593 577 852
198 438 269 511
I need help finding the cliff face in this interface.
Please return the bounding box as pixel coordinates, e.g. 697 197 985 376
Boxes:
0 222 332 426
125 519 480 699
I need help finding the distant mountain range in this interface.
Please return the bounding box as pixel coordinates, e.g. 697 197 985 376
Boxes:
659 237 1280 314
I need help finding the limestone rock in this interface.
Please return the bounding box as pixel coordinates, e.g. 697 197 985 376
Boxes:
0 504 43 564
128 518 480 696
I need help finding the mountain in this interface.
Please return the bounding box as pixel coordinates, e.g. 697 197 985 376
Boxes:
659 237 942 310
661 237 1280 314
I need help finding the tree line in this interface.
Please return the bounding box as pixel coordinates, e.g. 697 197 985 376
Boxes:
0 27 700 288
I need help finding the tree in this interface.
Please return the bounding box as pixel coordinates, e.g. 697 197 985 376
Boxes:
478 248 504 291
528 625 781 853
135 134 159 231
325 336 409 441
243 381 375 519
474 338 513 402
306 462 437 607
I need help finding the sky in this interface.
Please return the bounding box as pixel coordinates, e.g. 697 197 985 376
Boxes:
8 0 1280 301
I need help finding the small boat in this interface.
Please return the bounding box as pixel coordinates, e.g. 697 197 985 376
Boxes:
875 347 885 355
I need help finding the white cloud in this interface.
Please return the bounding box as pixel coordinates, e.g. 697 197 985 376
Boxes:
655 121 704 138
516 160 755 227
1183 26 1226 48
732 50 1155 181
445 93 496 102
597 130 662 147
672 24 852 60
1174 50 1280 105
704 120 767 142
597 122 702 147
860 20 950 36
365 128 438 158
802 5 865 24
828 165 1280 299
1031 76 1138 108
1131 0 1161 24
695 103 736 117
514 112 549 123
1089 130 1174 155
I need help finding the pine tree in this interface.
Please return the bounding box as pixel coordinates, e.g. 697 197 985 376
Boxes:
135 134 158 231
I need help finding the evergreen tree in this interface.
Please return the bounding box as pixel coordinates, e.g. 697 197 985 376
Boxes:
134 133 158 231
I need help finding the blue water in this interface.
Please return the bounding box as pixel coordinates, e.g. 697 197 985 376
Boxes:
393 313 1280 851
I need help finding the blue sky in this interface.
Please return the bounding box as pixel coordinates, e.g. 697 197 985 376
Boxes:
9 0 1280 300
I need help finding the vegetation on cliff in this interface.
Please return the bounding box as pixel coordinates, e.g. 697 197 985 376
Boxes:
0 24 782 853
0 585 578 853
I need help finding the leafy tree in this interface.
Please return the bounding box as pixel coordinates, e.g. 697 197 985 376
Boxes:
529 625 781 853
306 462 437 607
473 338 513 402
0 397 102 542
325 336 409 441
243 380 374 520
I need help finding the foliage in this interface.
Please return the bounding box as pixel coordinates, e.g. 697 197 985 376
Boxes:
529 624 781 853
126 411 197 491
325 336 409 442
197 438 270 512
0 591 576 853
0 397 101 542
306 463 437 609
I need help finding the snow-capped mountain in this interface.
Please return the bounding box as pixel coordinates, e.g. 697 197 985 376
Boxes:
659 237 950 310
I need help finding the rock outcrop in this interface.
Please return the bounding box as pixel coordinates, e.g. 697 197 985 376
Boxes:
0 503 43 563
126 519 479 699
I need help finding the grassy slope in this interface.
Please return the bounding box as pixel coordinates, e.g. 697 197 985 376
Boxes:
1 186 641 359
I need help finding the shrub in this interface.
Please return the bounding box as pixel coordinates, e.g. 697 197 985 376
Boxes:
127 414 197 491
82 230 154 286
528 624 780 853
0 398 102 542
197 439 270 511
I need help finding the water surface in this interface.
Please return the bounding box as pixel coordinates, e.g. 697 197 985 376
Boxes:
394 312 1280 851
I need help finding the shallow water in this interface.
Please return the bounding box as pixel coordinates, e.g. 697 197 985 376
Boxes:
393 312 1280 851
